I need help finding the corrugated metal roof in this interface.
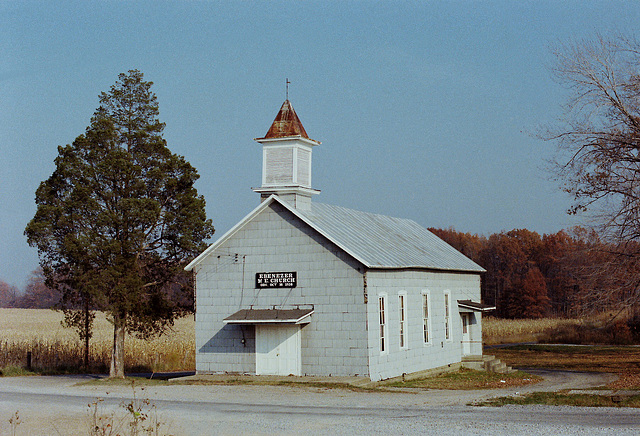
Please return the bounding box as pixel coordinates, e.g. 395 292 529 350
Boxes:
297 202 485 273
185 195 485 274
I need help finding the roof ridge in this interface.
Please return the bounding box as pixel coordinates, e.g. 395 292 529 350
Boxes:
310 201 416 223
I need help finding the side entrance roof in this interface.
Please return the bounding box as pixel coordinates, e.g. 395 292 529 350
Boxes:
185 195 485 274
224 307 314 324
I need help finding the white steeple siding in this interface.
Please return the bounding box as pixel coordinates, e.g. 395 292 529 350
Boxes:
259 138 315 188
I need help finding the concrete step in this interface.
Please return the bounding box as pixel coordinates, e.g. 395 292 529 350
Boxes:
462 354 515 374
461 355 485 371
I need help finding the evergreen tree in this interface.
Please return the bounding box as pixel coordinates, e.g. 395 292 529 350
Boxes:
25 70 214 378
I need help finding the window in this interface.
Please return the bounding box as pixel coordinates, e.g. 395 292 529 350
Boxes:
398 293 407 350
444 291 451 341
422 290 431 345
379 294 388 354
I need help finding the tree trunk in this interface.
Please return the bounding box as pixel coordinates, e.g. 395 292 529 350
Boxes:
110 314 126 378
83 299 90 370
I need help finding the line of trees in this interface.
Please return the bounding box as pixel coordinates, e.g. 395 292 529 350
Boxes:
0 269 60 309
0 268 194 311
430 226 639 319
3 224 632 320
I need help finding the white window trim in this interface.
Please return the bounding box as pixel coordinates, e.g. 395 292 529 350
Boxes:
398 292 408 350
422 289 432 346
378 293 388 355
444 290 452 342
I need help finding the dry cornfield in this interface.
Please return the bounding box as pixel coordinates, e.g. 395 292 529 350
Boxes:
0 309 607 373
482 316 583 345
0 308 195 373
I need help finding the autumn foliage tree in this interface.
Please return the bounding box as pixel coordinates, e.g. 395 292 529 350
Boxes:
431 226 623 318
0 280 18 308
517 267 550 319
16 268 61 309
25 70 214 378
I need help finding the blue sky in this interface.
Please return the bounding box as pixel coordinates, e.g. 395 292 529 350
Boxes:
2 1 638 288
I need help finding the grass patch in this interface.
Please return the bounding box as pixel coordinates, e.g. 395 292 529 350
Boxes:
476 391 640 408
273 381 376 392
80 369 542 392
0 365 38 377
539 320 636 345
78 376 384 393
164 370 541 392
384 368 541 390
171 377 378 392
77 376 181 388
489 344 640 389
490 344 640 372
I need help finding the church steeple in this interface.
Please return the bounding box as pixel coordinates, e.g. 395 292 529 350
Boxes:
253 100 320 210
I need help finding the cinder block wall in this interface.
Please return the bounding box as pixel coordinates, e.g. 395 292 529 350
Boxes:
194 202 370 376
366 270 482 381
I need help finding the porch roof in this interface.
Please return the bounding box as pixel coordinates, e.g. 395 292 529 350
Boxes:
457 300 495 313
223 308 314 324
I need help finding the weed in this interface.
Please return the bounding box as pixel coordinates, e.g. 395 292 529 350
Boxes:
539 320 635 345
88 382 165 435
8 410 20 436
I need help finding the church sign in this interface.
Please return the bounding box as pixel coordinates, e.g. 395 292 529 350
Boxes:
255 272 297 288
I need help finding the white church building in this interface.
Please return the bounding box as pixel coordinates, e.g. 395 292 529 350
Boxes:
185 99 487 381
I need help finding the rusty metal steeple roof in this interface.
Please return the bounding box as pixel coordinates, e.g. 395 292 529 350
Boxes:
260 100 310 140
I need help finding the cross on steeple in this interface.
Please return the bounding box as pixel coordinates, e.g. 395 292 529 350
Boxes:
286 78 290 100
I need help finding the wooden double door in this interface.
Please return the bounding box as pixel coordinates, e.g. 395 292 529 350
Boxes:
255 324 301 376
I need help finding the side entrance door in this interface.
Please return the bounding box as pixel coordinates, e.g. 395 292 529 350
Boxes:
255 324 301 376
461 313 471 356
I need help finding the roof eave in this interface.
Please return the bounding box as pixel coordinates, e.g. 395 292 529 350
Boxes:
254 135 321 146
457 299 496 312
367 265 486 274
252 186 321 195
184 197 279 271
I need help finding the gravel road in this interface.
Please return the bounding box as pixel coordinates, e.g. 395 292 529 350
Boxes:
0 371 637 435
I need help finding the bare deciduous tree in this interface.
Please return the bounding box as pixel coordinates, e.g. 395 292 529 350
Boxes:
549 34 640 316
550 34 640 243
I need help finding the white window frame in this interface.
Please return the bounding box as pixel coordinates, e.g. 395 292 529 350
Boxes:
398 292 408 350
378 293 388 355
421 290 432 345
444 290 452 341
